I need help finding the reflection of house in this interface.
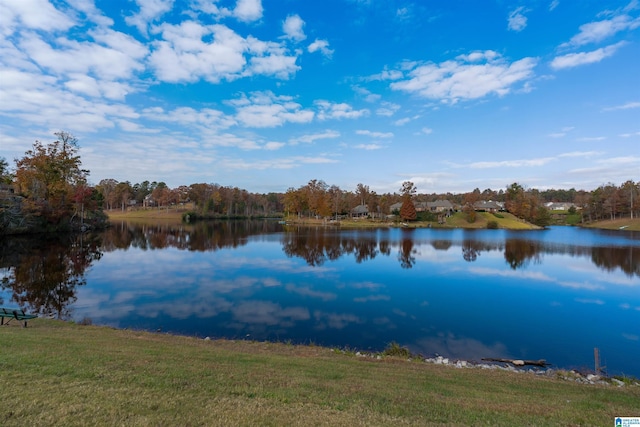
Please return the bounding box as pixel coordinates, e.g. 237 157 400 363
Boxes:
473 200 502 212
351 204 369 217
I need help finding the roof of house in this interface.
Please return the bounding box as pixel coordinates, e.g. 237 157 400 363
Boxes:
473 200 501 209
427 200 453 209
352 204 369 214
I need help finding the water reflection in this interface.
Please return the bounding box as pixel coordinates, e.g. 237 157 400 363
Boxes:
102 220 282 252
1 223 639 376
0 234 103 319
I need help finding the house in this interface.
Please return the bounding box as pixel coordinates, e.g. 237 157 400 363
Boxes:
426 200 454 213
546 202 576 211
473 200 501 212
351 204 369 217
143 194 155 208
389 202 403 214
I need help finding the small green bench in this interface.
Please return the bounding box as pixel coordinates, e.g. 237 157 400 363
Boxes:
0 307 37 327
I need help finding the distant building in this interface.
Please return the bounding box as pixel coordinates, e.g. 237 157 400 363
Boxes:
473 200 502 212
546 202 576 211
427 200 454 213
351 204 369 217
389 202 403 213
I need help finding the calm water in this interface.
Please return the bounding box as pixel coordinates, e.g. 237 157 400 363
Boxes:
2 221 639 377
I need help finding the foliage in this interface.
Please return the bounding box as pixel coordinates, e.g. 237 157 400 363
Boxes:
399 197 417 221
416 210 436 222
0 157 13 184
463 204 476 223
8 132 105 233
91 172 639 227
487 220 499 229
382 341 412 358
532 206 551 227
399 181 417 221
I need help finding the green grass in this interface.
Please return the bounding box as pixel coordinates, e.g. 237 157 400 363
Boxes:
1 319 638 426
445 212 538 230
583 217 640 231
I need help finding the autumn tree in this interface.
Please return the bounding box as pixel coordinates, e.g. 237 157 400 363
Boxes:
13 132 96 229
0 157 12 185
399 181 417 221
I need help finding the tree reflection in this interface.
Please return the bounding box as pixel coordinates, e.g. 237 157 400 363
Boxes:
398 231 416 269
461 240 482 262
101 220 282 252
503 239 542 270
0 234 103 319
281 227 380 266
591 246 640 278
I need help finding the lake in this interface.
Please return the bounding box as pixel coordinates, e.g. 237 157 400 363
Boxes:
2 221 639 377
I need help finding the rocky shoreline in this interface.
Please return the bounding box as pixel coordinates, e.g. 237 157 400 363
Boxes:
339 350 639 387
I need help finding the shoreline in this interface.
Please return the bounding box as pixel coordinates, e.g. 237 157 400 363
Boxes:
3 318 639 426
105 209 640 231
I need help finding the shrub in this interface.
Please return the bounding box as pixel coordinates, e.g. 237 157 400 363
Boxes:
383 342 412 358
487 220 499 229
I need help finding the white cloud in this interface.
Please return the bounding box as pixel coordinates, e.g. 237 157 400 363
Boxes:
18 29 146 83
219 155 339 172
308 38 334 58
602 101 640 111
550 41 626 69
619 131 640 137
576 136 606 141
231 91 314 128
0 0 75 35
561 14 640 47
282 14 306 41
352 86 381 103
393 115 419 126
142 106 237 131
390 51 538 104
315 101 369 120
354 144 382 150
421 127 433 135
289 130 340 145
549 0 560 12
469 157 556 169
148 22 300 83
508 7 528 32
558 151 602 158
375 101 400 116
356 130 393 138
234 0 263 23
125 0 174 34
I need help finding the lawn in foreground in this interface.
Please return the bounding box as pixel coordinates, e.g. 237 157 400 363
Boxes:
1 320 638 426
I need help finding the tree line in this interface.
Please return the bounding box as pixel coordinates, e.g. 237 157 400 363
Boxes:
1 132 638 233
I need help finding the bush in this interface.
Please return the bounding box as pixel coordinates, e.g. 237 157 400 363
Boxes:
383 342 412 358
487 220 499 229
492 212 504 218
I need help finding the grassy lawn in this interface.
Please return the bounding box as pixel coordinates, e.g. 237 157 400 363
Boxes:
444 212 539 230
1 319 638 426
105 207 191 224
583 217 640 231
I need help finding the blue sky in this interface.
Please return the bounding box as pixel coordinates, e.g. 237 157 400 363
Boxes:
1 0 638 194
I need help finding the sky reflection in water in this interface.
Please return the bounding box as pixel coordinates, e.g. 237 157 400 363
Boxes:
2 223 639 377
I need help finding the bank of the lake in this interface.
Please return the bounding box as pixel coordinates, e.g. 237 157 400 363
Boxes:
106 208 640 232
2 319 638 427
